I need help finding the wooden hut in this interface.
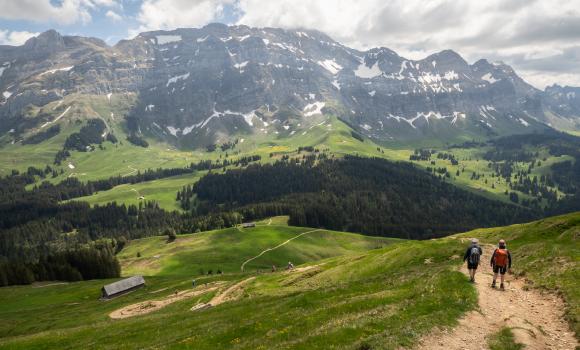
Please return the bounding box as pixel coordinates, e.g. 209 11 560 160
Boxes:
101 275 145 299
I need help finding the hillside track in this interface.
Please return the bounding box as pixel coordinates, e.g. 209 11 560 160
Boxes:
240 229 321 271
415 243 577 350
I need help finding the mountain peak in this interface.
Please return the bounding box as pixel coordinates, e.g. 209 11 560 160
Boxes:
23 29 65 54
423 49 468 66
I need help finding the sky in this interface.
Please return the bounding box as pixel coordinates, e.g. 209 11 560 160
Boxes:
0 0 578 89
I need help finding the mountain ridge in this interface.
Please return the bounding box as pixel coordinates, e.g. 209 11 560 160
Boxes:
1 24 579 148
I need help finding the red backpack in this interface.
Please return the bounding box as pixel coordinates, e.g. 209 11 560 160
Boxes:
494 249 508 267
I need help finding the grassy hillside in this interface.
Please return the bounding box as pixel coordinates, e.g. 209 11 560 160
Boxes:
118 225 395 276
0 224 472 349
74 173 203 211
0 213 577 349
409 145 574 205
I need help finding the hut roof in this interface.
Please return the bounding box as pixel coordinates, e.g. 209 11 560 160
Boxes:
102 275 145 296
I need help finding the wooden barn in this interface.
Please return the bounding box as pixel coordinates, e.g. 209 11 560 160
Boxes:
101 275 145 299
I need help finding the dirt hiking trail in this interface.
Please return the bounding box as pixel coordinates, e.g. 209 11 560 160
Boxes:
190 277 255 312
415 243 577 350
109 282 224 319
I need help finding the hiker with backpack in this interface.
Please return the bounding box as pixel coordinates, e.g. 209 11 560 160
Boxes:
463 238 482 282
490 239 512 290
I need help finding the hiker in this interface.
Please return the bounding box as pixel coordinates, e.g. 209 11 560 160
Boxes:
490 239 512 290
463 238 482 282
271 265 277 272
287 261 294 270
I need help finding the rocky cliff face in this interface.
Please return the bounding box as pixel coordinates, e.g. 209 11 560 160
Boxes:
542 85 580 130
0 24 578 147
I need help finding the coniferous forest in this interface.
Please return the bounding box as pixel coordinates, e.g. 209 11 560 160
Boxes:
187 156 540 238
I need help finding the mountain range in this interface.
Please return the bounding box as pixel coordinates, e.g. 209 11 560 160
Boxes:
1 23 579 148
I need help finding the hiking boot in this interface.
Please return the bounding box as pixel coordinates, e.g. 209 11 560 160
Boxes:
491 281 496 288
500 283 505 290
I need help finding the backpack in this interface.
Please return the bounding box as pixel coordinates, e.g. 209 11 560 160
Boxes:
469 246 480 265
494 249 509 267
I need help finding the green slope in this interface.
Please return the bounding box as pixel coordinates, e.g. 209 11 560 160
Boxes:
0 227 472 349
118 225 395 276
0 213 577 349
74 173 203 212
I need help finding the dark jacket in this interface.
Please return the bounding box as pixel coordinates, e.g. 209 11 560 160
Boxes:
463 245 482 262
490 248 512 268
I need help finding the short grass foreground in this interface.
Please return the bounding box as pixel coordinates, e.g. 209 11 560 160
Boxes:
487 327 525 350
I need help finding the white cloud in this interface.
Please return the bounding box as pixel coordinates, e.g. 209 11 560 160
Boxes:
0 0 119 25
133 0 232 34
106 10 123 22
0 30 39 46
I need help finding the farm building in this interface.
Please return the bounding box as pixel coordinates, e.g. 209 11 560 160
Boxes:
242 222 256 228
101 275 145 299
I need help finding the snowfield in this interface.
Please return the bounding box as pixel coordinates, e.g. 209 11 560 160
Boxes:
354 61 382 79
303 102 325 117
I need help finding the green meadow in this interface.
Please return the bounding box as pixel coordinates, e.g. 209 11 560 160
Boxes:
0 212 577 349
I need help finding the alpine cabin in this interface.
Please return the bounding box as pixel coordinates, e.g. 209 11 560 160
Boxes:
101 275 145 299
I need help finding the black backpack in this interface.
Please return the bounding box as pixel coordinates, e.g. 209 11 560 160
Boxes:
469 246 480 265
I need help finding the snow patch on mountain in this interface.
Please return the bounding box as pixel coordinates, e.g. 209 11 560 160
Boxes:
354 61 382 79
167 126 181 136
234 61 249 73
387 111 465 128
40 66 74 76
443 71 459 80
156 35 181 45
166 72 190 87
303 101 325 117
317 59 342 75
481 73 499 84
181 108 258 134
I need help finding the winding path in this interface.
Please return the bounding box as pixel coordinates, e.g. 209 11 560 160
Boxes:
240 229 320 271
415 243 577 350
122 165 138 177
